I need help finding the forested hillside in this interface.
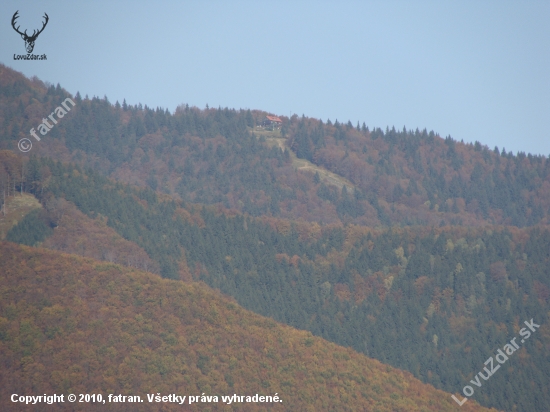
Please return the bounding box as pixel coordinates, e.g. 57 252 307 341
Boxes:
3 156 548 411
2 65 550 411
2 64 550 227
286 117 550 227
0 242 498 412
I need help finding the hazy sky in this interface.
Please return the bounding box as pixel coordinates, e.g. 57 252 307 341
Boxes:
1 1 549 155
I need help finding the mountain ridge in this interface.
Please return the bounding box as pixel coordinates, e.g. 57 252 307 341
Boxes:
2 64 550 228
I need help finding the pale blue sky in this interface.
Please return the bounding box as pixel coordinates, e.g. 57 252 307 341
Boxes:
1 1 549 155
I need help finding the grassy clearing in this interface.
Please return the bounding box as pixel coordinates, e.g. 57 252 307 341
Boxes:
0 193 42 240
251 127 356 190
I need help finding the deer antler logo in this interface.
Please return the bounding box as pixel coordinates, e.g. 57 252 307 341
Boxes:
11 11 49 54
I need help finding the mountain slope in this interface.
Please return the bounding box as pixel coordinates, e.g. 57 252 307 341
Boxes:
5 152 550 411
2 64 550 227
2 65 548 411
0 242 496 411
41 198 159 273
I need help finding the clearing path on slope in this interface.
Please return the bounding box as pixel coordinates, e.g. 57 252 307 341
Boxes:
252 128 356 191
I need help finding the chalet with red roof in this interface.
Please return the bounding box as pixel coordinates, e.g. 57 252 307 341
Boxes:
261 115 283 129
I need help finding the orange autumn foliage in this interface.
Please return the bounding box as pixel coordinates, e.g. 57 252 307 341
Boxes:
0 242 497 412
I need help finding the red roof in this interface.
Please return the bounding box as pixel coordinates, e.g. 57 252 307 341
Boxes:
266 115 282 123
